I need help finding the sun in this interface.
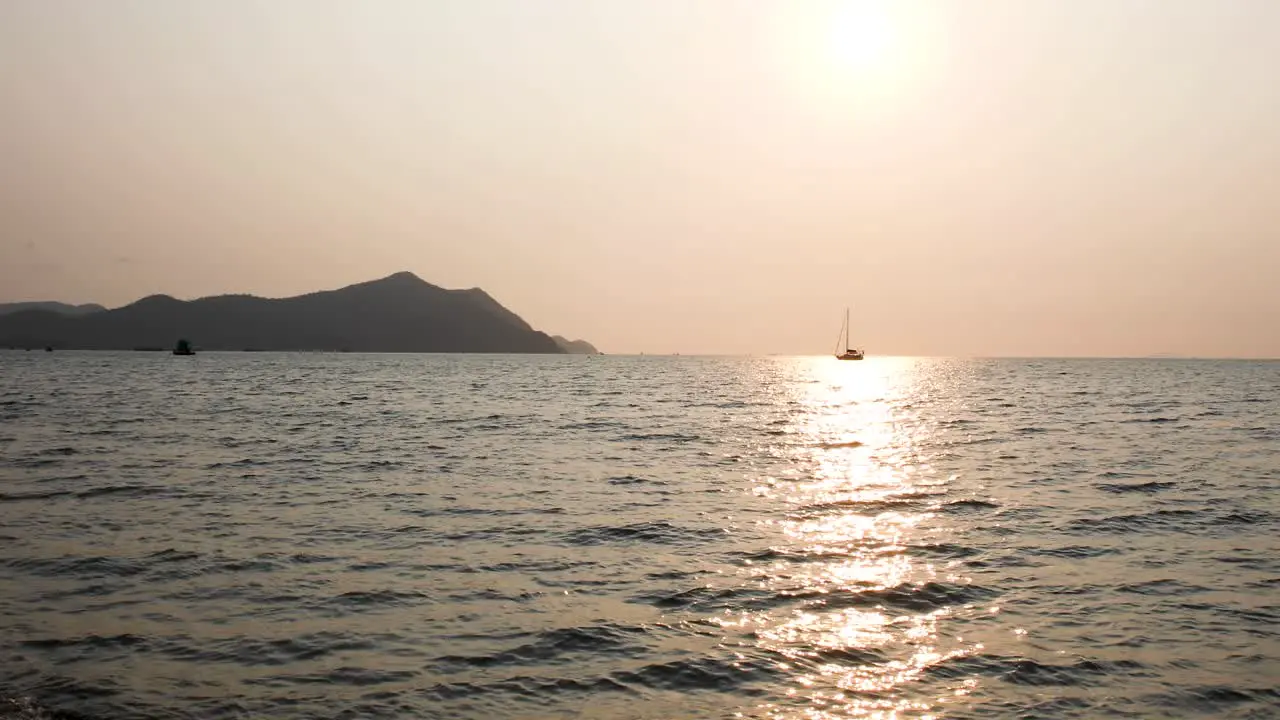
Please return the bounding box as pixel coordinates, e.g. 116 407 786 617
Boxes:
771 0 915 106
826 0 895 72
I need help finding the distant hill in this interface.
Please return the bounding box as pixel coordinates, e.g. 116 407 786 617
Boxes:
0 301 105 317
552 336 601 354
0 272 578 353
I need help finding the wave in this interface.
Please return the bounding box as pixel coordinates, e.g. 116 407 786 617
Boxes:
635 585 778 612
612 657 772 694
204 458 269 470
0 490 75 503
1096 481 1176 493
733 541 980 564
940 498 1000 512
618 433 703 443
1217 510 1275 525
1097 471 1155 479
638 580 998 614
402 506 536 519
1032 545 1120 559
924 653 1148 686
438 413 528 425
246 667 417 688
74 485 168 500
424 675 635 702
0 695 91 720
4 555 148 580
562 521 725 547
1157 685 1280 710
606 475 669 486
1115 579 1212 596
789 495 996 519
818 580 1000 612
6 458 67 469
316 589 431 612
557 420 631 431
907 542 983 559
146 549 202 564
432 624 648 671
786 496 931 519
1067 509 1201 534
20 634 147 652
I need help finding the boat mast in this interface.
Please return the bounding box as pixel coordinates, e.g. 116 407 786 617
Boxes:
845 307 850 352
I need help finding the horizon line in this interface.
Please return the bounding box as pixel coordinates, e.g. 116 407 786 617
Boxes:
5 349 1277 361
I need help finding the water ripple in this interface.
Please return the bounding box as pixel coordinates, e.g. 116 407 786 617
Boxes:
0 353 1276 719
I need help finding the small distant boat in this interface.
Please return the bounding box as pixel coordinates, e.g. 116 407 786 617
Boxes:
834 308 865 361
173 339 196 356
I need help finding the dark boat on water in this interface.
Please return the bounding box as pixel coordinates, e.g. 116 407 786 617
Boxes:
834 308 865 361
173 339 196 356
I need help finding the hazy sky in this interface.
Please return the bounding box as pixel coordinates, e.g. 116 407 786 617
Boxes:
2 0 1277 356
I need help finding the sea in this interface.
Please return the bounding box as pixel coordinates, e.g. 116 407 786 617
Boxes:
0 352 1277 719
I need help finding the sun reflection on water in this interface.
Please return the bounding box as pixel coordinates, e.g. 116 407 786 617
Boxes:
743 358 982 718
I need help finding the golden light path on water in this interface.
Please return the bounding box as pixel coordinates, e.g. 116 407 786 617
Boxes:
732 358 987 718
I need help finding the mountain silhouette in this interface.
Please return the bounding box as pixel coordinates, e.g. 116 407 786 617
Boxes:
0 301 105 317
0 273 573 353
552 336 601 354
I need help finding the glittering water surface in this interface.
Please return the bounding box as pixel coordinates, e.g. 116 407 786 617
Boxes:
1 353 1277 719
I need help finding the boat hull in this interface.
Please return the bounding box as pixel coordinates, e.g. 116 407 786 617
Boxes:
836 352 865 361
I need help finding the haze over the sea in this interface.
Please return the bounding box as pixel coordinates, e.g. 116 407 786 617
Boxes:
2 0 1277 357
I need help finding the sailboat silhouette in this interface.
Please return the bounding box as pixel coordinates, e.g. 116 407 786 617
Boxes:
834 308 864 361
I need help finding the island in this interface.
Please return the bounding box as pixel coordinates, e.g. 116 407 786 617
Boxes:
0 272 596 354
0 301 106 317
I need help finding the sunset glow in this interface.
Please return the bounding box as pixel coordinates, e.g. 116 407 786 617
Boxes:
2 0 1279 357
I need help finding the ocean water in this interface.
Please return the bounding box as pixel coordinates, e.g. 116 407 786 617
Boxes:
0 352 1277 719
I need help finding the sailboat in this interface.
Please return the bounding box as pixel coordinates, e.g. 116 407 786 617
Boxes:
834 308 865 361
